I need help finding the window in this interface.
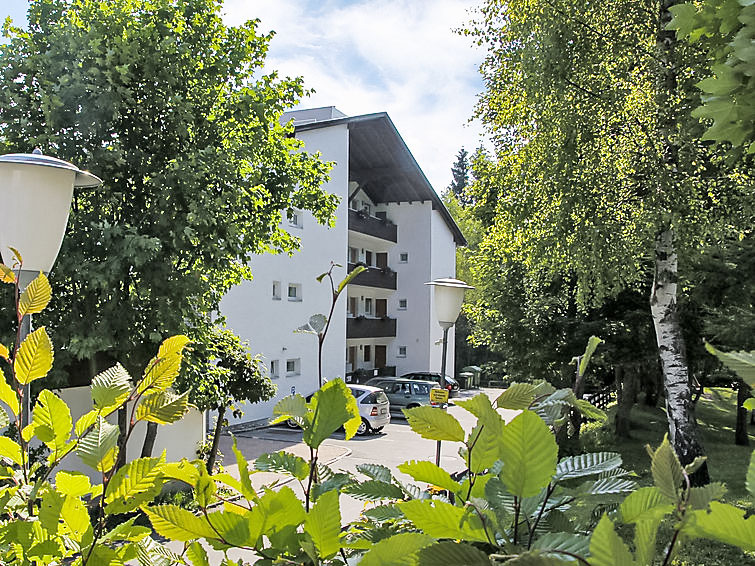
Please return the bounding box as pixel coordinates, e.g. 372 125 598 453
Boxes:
270 360 279 378
412 383 430 396
365 251 373 266
350 199 358 210
361 202 371 216
399 252 409 263
398 346 407 358
272 281 281 300
348 297 357 316
364 345 371 362
286 358 300 376
398 298 407 310
349 247 359 264
364 298 373 315
288 284 302 301
288 210 303 228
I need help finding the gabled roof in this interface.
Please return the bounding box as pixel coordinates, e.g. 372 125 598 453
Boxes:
294 112 466 246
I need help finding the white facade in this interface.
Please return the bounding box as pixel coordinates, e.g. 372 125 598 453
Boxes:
221 107 464 425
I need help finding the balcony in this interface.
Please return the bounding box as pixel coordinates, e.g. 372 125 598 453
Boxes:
348 209 397 243
347 263 397 290
347 316 397 339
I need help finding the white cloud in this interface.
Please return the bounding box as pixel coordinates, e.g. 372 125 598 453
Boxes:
223 0 486 193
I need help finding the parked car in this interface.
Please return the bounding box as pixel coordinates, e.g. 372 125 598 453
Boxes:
365 377 439 412
400 371 459 396
347 385 390 435
285 385 390 436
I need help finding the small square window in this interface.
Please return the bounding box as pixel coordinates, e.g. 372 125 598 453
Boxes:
272 281 281 300
398 299 407 310
286 358 300 376
270 360 279 378
399 252 409 263
288 284 302 301
398 346 407 358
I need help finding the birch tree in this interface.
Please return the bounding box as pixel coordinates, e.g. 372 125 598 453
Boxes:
463 0 753 482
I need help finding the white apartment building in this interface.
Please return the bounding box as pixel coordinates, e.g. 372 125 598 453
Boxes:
220 107 466 425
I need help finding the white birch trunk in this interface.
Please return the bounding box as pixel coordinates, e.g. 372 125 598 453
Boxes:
650 228 708 481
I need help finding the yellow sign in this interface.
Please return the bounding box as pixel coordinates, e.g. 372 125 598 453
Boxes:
430 387 449 404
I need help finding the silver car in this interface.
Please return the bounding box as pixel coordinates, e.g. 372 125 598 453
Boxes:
365 378 438 412
348 385 390 435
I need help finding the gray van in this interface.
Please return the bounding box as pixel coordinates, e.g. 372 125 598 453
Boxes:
365 377 437 411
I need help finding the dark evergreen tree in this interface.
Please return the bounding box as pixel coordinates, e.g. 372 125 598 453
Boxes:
447 147 472 206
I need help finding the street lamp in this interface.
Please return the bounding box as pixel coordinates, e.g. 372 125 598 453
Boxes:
425 277 473 466
0 149 102 423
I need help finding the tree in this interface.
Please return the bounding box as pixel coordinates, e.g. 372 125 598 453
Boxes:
446 147 472 206
0 0 337 427
463 0 753 482
176 325 276 472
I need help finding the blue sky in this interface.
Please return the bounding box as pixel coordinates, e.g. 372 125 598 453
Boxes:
2 0 486 193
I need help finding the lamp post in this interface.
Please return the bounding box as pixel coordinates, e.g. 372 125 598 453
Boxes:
0 149 102 425
425 277 473 467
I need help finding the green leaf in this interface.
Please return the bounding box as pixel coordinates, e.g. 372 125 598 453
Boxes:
589 515 636 566
705 343 755 387
505 551 574 565
496 382 537 409
30 389 71 452
399 499 491 542
18 272 51 317
55 472 92 497
231 436 256 500
345 480 406 501
416 542 492 565
634 516 662 566
578 476 637 496
0 368 19 416
649 436 683 502
186 542 210 566
747 450 754 499
744 398 755 411
194 465 217 509
578 336 603 376
397 460 462 492
101 517 151 543
403 405 465 441
685 501 755 551
574 399 607 422
500 410 558 498
60 495 93 542
105 454 166 514
137 335 190 396
531 532 590 557
688 482 727 510
91 363 132 412
135 390 190 424
304 378 361 448
75 409 98 437
337 265 367 294
357 463 393 483
14 326 53 385
359 532 436 566
0 436 23 466
555 452 622 481
143 504 219 541
363 504 404 522
270 394 308 426
620 487 674 523
254 451 309 481
77 416 119 472
304 489 341 559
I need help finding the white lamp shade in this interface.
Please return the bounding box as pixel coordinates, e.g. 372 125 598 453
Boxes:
0 152 101 273
426 278 474 327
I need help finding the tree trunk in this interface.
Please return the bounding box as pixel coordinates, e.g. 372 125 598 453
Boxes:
650 228 709 484
615 366 635 438
141 421 158 458
206 406 225 474
735 380 750 446
643 364 661 407
115 407 128 470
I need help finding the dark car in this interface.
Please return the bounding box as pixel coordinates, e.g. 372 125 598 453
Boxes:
400 372 459 396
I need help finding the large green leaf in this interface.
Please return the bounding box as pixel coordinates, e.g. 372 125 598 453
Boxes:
143 504 219 542
304 489 341 559
500 410 558 498
532 532 590 557
619 487 674 523
634 517 662 566
91 364 132 412
77 416 119 472
135 390 190 424
101 517 151 543
357 463 393 483
457 393 506 471
578 476 637 496
29 389 71 452
496 382 537 409
137 335 190 396
0 368 19 416
359 532 435 566
399 499 491 542
105 454 166 514
345 480 405 501
416 542 492 565
577 336 603 376
0 436 23 466
505 551 573 565
186 542 210 566
649 437 683 502
397 460 462 492
270 394 308 426
14 327 53 385
554 452 622 481
705 343 755 387
573 399 607 422
254 451 309 480
231 436 256 500
337 265 367 294
304 379 361 448
688 482 727 510
589 515 636 566
18 272 51 317
403 405 465 442
685 501 755 551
